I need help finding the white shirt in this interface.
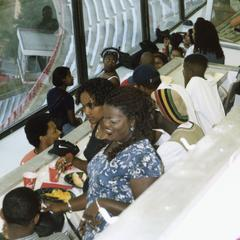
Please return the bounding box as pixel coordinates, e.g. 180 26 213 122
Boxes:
157 141 187 172
186 76 225 133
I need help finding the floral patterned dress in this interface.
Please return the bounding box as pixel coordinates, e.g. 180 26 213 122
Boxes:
83 138 164 240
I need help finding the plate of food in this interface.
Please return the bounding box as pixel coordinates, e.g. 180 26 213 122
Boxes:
35 188 74 203
64 171 87 188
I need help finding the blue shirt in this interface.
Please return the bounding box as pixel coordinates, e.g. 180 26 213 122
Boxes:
47 87 74 127
83 139 163 240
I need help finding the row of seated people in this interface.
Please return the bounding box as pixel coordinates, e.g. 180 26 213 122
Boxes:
45 15 225 137
46 48 121 137
4 16 236 240
9 84 165 240
16 55 226 240
155 17 225 64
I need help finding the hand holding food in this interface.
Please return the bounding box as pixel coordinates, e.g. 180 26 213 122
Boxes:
55 153 74 173
45 189 71 203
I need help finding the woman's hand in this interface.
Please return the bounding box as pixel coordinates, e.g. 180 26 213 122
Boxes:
42 202 67 213
55 153 73 173
79 201 100 236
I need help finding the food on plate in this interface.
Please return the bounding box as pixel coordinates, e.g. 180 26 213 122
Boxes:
72 172 84 188
44 189 71 203
64 171 87 188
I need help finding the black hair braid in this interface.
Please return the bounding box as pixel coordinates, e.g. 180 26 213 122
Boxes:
194 18 224 59
105 87 156 160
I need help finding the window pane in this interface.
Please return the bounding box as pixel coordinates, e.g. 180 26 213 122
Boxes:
184 0 206 16
211 0 240 44
83 0 142 77
149 0 181 41
0 0 78 133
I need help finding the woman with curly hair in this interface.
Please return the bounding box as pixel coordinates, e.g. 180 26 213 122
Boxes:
56 78 116 173
47 87 163 239
75 78 116 163
186 18 225 64
79 87 164 240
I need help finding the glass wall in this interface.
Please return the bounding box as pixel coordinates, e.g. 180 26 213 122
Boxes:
211 0 240 44
184 0 206 16
0 0 77 134
82 0 143 77
0 0 209 136
148 0 180 41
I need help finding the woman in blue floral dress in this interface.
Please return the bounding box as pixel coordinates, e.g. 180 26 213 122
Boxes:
80 87 164 240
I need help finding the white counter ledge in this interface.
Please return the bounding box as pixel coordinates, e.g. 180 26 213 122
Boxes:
96 107 240 240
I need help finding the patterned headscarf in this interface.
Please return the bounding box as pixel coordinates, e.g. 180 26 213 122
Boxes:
153 88 188 124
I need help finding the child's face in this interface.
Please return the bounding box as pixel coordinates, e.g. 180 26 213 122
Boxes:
103 55 117 72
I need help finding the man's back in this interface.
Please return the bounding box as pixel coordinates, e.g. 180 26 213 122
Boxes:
157 121 204 172
186 76 225 133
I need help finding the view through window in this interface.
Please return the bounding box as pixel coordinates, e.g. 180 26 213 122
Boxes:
148 0 180 41
83 0 143 78
0 0 77 134
211 0 240 44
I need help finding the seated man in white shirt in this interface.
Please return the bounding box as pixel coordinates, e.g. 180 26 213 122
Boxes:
183 54 225 133
152 87 204 172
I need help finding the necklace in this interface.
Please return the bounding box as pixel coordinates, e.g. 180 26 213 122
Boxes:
95 123 107 140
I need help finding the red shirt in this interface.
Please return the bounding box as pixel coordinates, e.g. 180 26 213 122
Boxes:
20 149 37 165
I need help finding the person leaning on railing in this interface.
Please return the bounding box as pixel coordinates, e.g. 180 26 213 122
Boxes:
45 87 164 240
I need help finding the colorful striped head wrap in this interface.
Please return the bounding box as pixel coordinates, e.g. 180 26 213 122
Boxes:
153 88 188 124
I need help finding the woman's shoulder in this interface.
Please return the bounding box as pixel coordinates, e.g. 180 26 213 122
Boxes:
128 139 154 153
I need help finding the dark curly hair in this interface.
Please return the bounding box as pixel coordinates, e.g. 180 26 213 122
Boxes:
104 87 156 160
2 187 40 226
52 66 70 87
194 18 224 59
75 78 116 105
24 113 53 148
